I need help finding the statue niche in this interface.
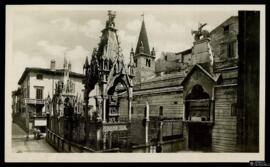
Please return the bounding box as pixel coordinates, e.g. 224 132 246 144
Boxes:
185 85 210 122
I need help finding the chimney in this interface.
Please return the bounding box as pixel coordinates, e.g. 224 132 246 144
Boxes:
50 59 56 71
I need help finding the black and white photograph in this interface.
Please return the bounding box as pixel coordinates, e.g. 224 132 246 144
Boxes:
4 5 266 162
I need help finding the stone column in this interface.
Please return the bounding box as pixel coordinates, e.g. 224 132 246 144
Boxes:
128 100 132 122
103 132 107 150
102 97 106 123
128 87 133 122
101 80 107 123
159 121 163 143
183 101 186 121
145 102 150 144
95 96 103 122
96 128 101 150
145 121 150 144
108 132 112 149
210 87 215 122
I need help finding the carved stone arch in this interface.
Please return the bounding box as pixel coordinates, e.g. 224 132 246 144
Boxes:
106 73 133 122
184 84 211 122
107 75 130 98
186 84 210 100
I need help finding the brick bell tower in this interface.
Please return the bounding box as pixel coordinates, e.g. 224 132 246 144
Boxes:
133 15 156 85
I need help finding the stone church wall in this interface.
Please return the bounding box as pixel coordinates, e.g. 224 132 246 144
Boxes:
212 85 240 152
119 91 184 145
134 73 184 91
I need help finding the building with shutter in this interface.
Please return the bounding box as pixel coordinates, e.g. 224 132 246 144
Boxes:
12 59 84 136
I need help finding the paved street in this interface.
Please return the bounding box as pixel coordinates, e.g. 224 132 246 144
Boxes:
12 123 57 153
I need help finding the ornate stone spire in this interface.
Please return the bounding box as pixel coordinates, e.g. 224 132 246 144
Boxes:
68 61 72 71
128 47 135 77
63 55 68 69
129 48 135 64
135 19 150 55
96 10 121 63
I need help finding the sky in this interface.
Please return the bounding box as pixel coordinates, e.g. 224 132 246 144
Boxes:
6 5 238 93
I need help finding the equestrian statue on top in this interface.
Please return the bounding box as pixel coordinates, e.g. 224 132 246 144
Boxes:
191 23 210 41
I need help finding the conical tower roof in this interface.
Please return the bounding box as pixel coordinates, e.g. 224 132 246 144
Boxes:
135 20 150 55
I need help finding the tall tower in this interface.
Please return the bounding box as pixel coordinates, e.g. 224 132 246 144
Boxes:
133 17 156 84
83 11 134 150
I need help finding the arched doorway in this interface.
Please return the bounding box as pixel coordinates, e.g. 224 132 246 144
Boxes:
185 84 212 151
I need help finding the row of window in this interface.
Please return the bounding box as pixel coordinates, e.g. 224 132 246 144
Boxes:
146 59 151 67
133 58 152 68
25 87 84 100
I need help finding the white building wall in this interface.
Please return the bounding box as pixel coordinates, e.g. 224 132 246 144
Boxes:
21 76 29 98
28 72 84 100
29 72 58 99
71 77 85 99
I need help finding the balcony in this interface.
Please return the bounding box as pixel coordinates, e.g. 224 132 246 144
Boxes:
23 98 47 105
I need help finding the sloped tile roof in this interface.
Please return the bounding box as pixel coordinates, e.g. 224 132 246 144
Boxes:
18 67 84 85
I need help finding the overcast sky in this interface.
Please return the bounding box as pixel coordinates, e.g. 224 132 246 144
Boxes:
6 5 238 92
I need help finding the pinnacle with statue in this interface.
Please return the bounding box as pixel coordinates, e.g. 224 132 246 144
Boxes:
191 23 210 41
106 10 116 28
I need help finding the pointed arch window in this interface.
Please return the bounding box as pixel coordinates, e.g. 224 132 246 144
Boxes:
159 106 163 116
145 59 151 67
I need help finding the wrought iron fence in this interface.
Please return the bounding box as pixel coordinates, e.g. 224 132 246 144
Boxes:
149 117 183 143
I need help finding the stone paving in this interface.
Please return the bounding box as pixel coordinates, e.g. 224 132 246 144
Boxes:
12 123 57 153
